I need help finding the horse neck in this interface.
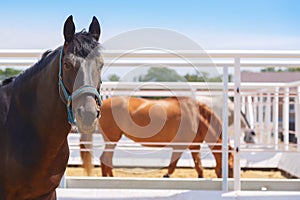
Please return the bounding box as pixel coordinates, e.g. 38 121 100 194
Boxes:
42 51 71 131
15 49 71 145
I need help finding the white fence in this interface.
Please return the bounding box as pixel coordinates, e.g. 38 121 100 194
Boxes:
1 49 300 193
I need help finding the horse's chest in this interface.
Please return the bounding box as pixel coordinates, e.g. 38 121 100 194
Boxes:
3 140 69 199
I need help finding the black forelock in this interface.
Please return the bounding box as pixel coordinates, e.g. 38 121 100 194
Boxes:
71 30 100 58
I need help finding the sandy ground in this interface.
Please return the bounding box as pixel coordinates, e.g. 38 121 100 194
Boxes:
66 167 286 179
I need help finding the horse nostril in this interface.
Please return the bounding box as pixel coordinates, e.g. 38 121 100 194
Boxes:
77 106 84 118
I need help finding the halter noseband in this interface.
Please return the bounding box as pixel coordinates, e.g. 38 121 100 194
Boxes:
58 47 102 125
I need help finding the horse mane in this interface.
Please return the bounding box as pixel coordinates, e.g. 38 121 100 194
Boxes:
0 50 48 87
0 76 16 87
41 50 52 59
14 48 60 84
197 101 222 136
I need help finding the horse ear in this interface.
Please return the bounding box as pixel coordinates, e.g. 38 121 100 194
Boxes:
89 16 101 41
63 15 75 43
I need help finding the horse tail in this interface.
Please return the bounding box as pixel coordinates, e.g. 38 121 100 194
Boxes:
80 133 93 176
197 101 222 138
197 100 234 177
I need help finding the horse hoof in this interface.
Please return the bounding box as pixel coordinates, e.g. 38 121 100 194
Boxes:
198 175 203 178
163 174 170 178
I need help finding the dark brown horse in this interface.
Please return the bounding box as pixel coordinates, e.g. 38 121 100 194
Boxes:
81 96 233 178
0 16 103 200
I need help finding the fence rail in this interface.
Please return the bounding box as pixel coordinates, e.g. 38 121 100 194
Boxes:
2 49 300 67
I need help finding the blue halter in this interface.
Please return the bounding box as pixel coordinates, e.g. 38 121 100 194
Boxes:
58 47 102 125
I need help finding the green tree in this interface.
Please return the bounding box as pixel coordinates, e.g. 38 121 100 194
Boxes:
138 67 185 82
137 68 224 82
0 68 22 80
184 72 222 82
108 74 120 81
286 67 300 72
184 73 207 82
260 67 288 72
261 67 276 72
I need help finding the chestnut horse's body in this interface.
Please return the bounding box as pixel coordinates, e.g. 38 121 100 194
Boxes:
0 16 102 200
97 96 234 178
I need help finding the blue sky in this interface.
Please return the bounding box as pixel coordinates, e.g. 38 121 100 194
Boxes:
1 0 300 50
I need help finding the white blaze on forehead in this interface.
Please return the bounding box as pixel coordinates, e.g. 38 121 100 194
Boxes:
82 59 93 85
76 57 97 87
81 49 102 86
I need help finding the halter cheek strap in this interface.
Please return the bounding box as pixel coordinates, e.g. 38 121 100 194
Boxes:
58 47 102 125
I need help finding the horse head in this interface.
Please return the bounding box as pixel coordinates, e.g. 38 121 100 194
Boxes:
243 129 256 143
59 15 103 133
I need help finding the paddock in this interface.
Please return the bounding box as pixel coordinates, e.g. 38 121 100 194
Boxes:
1 49 300 199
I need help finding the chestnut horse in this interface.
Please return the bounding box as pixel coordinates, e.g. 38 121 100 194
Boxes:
84 96 233 178
0 16 103 200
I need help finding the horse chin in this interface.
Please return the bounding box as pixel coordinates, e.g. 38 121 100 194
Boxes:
77 120 97 134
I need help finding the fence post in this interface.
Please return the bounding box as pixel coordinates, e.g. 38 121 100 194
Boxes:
266 92 271 144
234 57 241 191
283 87 290 150
247 96 254 129
253 95 258 130
241 96 246 114
259 92 264 143
296 86 300 151
222 66 229 192
273 87 279 149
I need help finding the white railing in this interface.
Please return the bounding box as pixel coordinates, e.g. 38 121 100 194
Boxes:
1 49 300 192
2 49 300 67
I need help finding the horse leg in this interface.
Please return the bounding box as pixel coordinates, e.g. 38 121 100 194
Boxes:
163 150 184 178
208 143 234 178
189 146 204 178
80 144 93 176
228 145 234 178
209 144 222 178
100 143 116 177
80 133 93 176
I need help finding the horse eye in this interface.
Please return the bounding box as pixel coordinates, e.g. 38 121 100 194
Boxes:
64 63 72 70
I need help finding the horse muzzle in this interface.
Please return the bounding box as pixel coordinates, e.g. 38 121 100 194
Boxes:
75 96 100 133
